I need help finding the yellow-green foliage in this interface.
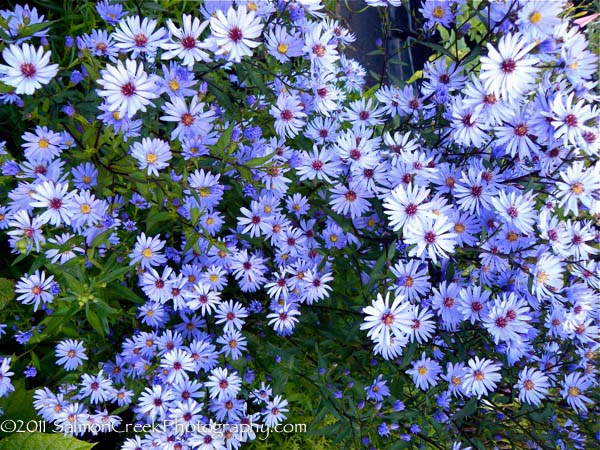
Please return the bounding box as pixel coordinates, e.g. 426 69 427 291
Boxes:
0 277 14 310
246 414 337 450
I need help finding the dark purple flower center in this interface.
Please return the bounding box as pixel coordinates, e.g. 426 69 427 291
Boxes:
228 27 243 42
501 59 516 73
49 198 62 210
121 82 136 97
20 63 36 78
181 36 196 49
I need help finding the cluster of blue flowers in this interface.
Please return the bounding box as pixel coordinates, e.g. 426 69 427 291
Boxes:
0 0 598 449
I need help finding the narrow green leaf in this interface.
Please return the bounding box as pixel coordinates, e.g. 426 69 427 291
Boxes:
245 152 275 168
207 84 234 115
454 397 478 422
17 20 56 39
365 249 388 293
85 307 104 336
95 264 131 285
245 65 270 96
0 432 95 450
0 82 15 93
417 41 457 61
190 207 201 226
0 278 15 310
211 124 234 157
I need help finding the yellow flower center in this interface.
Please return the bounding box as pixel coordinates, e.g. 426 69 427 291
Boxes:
146 153 158 164
198 187 210 197
169 79 180 91
474 370 485 381
277 43 289 54
571 182 584 195
206 217 214 225
83 175 92 184
80 204 91 214
568 60 579 69
210 274 218 282
181 113 195 126
367 219 376 227
264 205 272 213
523 379 534 391
507 231 519 242
432 6 445 18
537 271 549 284
404 276 414 287
418 365 428 375
454 223 465 233
451 376 461 386
247 1 257 11
38 138 49 149
142 248 153 258
568 386 579 397
529 11 542 24
330 234 338 243
112 111 121 120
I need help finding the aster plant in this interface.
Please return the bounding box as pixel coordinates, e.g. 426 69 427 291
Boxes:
0 1 598 450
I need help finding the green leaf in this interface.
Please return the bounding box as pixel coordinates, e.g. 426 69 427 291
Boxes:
155 183 165 208
145 210 173 235
104 283 145 305
31 303 80 343
245 152 275 168
58 269 84 294
142 2 168 11
416 41 457 61
0 82 15 93
0 278 15 310
454 397 478 422
17 20 56 39
85 307 104 336
0 380 38 438
207 84 234 115
245 65 270 96
0 432 95 450
235 165 254 182
211 125 234 158
95 264 132 285
190 207 201 226
90 228 113 249
30 352 40 370
0 28 11 42
364 248 388 293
